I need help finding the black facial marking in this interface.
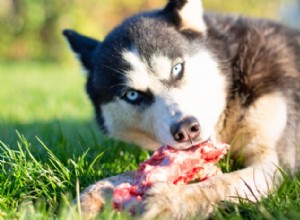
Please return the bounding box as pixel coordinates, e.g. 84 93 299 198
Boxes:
121 88 155 107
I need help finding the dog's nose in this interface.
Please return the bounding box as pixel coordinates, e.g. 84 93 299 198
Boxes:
170 117 201 143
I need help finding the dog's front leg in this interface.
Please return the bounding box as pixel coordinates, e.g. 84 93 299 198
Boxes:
76 171 135 216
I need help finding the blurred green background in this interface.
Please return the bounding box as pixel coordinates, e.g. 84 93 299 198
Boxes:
0 0 295 64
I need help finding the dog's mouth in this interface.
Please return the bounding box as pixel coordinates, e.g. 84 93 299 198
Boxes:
169 137 212 150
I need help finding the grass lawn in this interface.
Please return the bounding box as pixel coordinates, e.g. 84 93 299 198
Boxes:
1 61 300 219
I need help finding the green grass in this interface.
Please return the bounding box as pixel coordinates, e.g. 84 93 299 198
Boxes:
1 62 300 219
0 62 148 219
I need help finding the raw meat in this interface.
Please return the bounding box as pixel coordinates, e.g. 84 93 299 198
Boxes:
113 141 229 210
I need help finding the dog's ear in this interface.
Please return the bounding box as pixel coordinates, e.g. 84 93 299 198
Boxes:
63 29 100 74
164 0 206 34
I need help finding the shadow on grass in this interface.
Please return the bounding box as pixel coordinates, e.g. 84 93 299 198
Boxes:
0 118 149 181
0 119 149 218
1 119 101 155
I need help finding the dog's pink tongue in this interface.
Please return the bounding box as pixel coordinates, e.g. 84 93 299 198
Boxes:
112 141 229 211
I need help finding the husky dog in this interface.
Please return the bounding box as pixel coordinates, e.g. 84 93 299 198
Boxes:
63 0 300 219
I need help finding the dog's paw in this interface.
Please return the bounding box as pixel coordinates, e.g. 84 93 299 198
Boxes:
77 191 105 215
74 181 115 217
140 182 178 220
140 182 215 220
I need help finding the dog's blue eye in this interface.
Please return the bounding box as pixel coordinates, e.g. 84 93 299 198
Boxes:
172 63 184 80
122 89 155 106
125 90 139 101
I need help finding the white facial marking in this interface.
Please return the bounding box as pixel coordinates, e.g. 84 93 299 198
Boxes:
123 50 179 90
150 54 173 81
183 50 227 142
122 49 151 91
101 100 160 150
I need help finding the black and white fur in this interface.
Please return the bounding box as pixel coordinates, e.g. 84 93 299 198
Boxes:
63 0 300 219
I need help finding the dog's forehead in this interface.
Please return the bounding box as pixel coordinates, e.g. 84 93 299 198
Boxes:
129 17 189 59
95 13 204 93
122 48 174 90
101 13 196 60
96 16 179 85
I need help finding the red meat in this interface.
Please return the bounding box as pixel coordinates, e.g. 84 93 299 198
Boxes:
113 141 229 211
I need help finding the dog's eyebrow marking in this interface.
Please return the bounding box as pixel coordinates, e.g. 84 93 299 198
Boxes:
122 49 175 92
122 49 151 91
150 54 172 80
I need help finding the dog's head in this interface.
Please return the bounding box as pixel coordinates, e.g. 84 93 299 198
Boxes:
64 0 230 150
